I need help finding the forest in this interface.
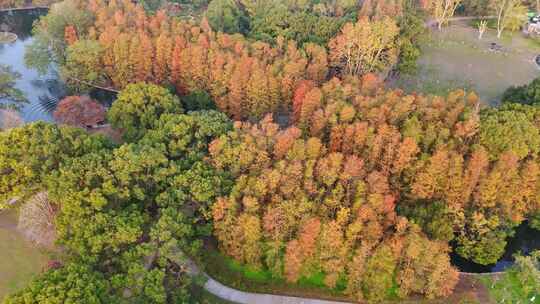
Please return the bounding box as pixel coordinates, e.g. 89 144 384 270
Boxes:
1 0 540 303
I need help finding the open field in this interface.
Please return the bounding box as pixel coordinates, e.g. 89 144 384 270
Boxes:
391 21 540 105
0 210 48 300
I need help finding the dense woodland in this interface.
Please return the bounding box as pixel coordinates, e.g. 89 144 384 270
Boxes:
1 0 540 303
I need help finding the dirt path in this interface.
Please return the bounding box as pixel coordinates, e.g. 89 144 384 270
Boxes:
454 274 495 304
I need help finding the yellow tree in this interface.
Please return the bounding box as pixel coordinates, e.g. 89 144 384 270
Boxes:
427 0 462 30
489 0 527 38
328 16 399 76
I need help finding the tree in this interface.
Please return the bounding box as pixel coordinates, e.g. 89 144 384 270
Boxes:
477 20 488 39
248 5 344 45
361 244 397 303
0 122 110 209
328 16 399 76
32 111 231 302
0 65 26 110
502 76 540 105
180 90 217 112
206 0 249 34
455 213 512 265
396 226 459 299
64 39 106 88
3 263 116 304
108 83 183 141
426 0 462 30
53 95 106 128
490 0 527 38
25 0 94 74
479 104 540 160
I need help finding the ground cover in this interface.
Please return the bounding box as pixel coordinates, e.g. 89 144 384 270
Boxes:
391 21 540 105
0 210 48 300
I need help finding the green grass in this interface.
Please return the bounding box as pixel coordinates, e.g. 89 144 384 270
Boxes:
200 249 354 302
479 272 540 303
0 211 48 301
392 21 540 105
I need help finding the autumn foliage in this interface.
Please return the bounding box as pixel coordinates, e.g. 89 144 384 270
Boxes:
209 114 459 301
27 0 540 302
207 73 540 301
57 0 330 121
53 95 105 128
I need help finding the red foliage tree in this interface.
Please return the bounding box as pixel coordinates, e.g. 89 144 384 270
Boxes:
53 96 106 128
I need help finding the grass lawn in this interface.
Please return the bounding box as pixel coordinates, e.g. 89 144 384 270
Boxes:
0 210 48 301
391 21 540 105
479 272 540 303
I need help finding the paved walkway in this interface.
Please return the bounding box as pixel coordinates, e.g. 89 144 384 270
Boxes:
203 278 350 304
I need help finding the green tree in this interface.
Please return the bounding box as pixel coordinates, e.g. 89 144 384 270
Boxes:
0 65 26 110
398 201 455 241
25 0 93 74
206 0 250 34
249 5 344 45
3 262 117 304
502 77 540 105
0 122 110 209
26 111 232 302
181 90 217 112
362 244 397 303
395 5 425 75
63 39 106 89
456 216 513 265
480 104 540 160
108 83 183 142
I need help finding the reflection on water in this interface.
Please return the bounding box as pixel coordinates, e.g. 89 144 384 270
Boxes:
0 8 64 122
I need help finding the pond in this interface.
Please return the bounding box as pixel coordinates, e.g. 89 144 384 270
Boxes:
0 8 64 122
0 8 114 123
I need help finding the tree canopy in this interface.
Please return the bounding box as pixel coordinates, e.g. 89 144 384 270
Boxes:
108 83 183 142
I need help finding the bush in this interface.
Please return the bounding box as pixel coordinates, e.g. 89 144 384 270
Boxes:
502 77 540 106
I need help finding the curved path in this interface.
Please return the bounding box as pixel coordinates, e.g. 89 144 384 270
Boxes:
204 279 348 304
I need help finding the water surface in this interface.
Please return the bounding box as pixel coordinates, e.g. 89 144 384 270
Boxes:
0 8 65 122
